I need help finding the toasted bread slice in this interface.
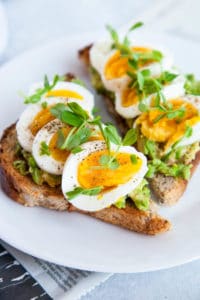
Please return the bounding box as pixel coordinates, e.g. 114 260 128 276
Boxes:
150 151 200 205
78 44 200 205
0 123 171 235
0 124 68 211
69 205 171 235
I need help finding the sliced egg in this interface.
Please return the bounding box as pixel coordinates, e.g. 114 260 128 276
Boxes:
115 74 185 119
29 81 94 112
16 81 94 152
32 119 70 175
62 141 147 212
165 116 200 152
135 95 200 153
32 120 103 175
90 40 173 92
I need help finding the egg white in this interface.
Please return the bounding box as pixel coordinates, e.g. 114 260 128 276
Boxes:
165 94 200 152
177 121 200 148
90 39 173 93
115 74 185 119
32 119 65 175
183 94 200 111
17 81 94 152
28 81 94 113
62 141 148 212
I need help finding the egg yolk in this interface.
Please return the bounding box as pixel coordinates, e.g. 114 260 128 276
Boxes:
78 150 142 191
104 47 154 80
49 127 71 162
29 107 55 136
121 88 139 107
29 89 84 136
49 128 103 162
46 89 83 100
136 98 199 145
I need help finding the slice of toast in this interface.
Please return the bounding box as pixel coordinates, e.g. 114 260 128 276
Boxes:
78 44 200 205
0 123 171 235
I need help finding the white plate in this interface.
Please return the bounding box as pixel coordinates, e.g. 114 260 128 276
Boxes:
0 31 200 273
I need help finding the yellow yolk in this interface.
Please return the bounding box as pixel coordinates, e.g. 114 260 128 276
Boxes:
121 88 139 107
104 47 153 80
49 127 71 162
49 128 103 162
136 98 199 144
89 129 104 141
29 107 55 136
46 89 83 100
78 150 142 191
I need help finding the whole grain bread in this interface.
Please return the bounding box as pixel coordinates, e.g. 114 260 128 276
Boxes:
0 123 171 235
150 151 200 205
78 44 200 205
0 124 68 210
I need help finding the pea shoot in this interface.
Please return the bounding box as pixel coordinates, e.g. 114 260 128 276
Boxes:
23 74 64 104
50 102 100 153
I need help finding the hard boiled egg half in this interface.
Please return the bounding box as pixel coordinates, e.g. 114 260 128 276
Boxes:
115 74 185 119
62 141 147 211
90 40 173 92
32 120 103 175
135 95 200 154
16 81 94 152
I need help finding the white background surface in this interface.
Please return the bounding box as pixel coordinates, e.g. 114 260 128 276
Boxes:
1 0 200 299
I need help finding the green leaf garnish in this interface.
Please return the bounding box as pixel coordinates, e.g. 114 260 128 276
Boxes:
41 101 48 109
71 146 83 154
106 24 119 44
61 110 84 127
130 154 138 164
61 125 92 151
185 125 193 138
137 71 145 91
40 141 50 156
184 74 200 95
160 71 178 83
122 128 137 145
24 74 63 104
138 101 149 112
129 21 144 32
99 154 110 166
152 96 186 123
50 103 66 119
67 102 89 120
57 129 66 149
66 186 103 200
109 158 120 170
50 102 88 127
104 124 122 145
97 154 119 170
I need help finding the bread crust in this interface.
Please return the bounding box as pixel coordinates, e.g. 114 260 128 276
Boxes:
79 44 200 205
150 151 200 205
0 124 68 210
69 204 171 235
0 123 170 234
